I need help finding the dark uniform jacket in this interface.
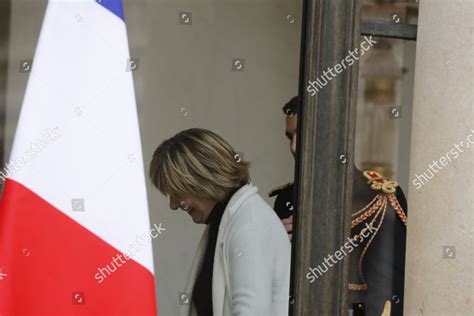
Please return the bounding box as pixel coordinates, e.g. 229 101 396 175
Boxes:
269 168 408 316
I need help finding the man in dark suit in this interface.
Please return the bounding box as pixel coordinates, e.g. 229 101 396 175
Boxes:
270 96 408 316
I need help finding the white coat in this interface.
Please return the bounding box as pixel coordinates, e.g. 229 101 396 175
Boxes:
180 183 291 316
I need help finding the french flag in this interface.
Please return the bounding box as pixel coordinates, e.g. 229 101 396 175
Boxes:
0 0 158 315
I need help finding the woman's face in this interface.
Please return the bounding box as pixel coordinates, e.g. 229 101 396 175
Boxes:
169 193 216 224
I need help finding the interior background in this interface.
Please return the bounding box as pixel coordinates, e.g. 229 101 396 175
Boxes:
2 0 418 315
3 1 302 314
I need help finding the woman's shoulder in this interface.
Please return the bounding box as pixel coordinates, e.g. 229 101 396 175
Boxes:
227 193 286 236
223 193 291 260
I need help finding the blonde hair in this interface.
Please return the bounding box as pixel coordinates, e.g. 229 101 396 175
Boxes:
149 128 250 201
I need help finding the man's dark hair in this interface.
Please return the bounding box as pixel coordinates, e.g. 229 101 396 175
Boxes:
282 96 300 116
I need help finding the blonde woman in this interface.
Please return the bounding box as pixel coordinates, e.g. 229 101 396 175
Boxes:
149 128 290 316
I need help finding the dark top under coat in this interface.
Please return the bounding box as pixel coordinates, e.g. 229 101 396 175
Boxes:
192 190 236 316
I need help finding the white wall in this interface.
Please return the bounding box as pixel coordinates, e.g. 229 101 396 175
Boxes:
404 0 473 314
4 1 302 315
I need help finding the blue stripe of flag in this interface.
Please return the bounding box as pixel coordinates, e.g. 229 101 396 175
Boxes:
96 0 124 22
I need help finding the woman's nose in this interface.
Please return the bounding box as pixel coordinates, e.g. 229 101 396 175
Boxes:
169 196 180 210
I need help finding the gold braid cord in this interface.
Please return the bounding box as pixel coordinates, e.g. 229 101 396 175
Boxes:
348 171 408 291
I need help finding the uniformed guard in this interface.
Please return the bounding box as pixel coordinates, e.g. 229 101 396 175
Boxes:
348 169 408 316
271 96 408 316
269 96 299 237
